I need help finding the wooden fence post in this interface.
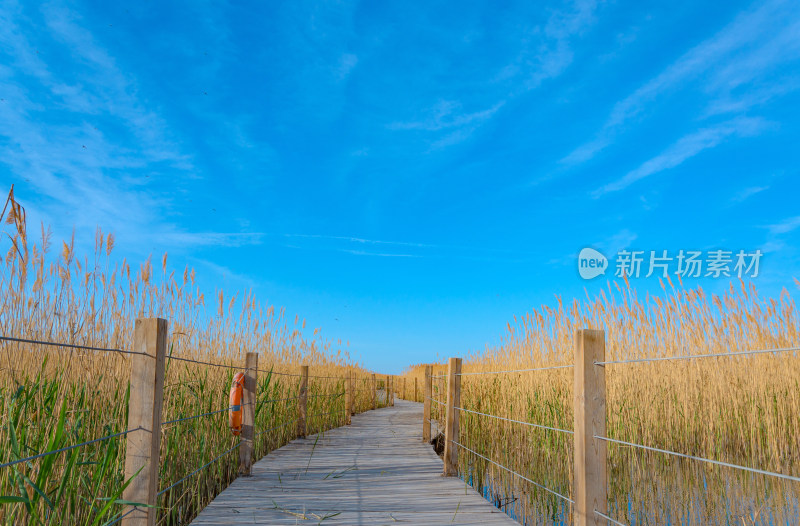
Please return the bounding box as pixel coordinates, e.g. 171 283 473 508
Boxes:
122 318 167 526
414 377 418 402
574 329 607 526
442 357 462 476
298 365 309 438
239 352 258 476
422 365 432 442
371 373 377 410
345 371 352 425
403 377 406 400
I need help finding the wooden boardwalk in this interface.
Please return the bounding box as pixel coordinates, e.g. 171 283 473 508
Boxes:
191 399 517 525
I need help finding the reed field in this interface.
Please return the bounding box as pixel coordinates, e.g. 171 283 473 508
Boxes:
402 277 800 525
0 194 380 525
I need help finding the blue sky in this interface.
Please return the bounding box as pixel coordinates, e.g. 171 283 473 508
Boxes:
1 0 799 373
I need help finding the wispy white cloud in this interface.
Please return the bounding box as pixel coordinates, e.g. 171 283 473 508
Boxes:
522 0 597 90
0 0 194 251
767 216 800 235
732 185 769 203
759 215 800 254
388 100 505 151
280 233 431 248
599 228 638 258
160 232 267 248
338 249 421 258
336 53 358 80
389 100 504 132
189 257 258 288
155 230 544 263
562 0 800 166
549 228 637 268
387 0 600 152
593 117 770 196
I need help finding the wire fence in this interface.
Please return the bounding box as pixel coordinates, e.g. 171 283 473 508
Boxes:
105 507 137 526
0 335 141 356
456 406 573 435
450 439 573 504
595 509 626 526
426 396 446 407
0 426 143 470
157 441 243 497
456 364 573 376
2 331 381 524
443 340 800 526
595 434 800 483
595 345 800 365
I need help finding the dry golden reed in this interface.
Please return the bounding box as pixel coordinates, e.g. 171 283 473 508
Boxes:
402 278 800 525
0 191 378 525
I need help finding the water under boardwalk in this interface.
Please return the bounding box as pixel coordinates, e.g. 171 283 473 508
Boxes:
191 399 517 525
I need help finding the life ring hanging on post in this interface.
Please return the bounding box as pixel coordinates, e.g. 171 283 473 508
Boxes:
229 372 245 436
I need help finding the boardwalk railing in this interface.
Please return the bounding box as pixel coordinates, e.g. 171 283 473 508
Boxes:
421 329 800 526
0 318 388 526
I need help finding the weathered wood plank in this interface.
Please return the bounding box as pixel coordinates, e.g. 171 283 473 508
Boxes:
191 400 517 525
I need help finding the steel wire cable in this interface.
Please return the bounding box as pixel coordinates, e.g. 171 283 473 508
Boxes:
0 427 143 470
159 401 257 428
595 345 800 365
307 410 344 420
104 506 138 526
308 392 345 400
260 395 300 404
424 418 443 434
161 407 233 427
0 335 141 356
595 509 627 526
595 435 800 483
166 355 241 370
162 391 303 430
456 364 574 376
449 440 574 504
157 441 242 497
425 396 445 407
455 406 573 435
255 419 298 439
258 370 348 380
257 369 303 377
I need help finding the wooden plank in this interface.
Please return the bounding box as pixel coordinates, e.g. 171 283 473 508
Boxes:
574 329 607 526
239 352 258 476
191 400 517 525
443 357 462 476
122 318 167 526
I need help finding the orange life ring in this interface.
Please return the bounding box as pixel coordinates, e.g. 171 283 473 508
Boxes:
229 372 245 436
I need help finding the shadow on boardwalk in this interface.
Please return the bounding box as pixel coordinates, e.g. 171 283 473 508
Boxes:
191 399 517 525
